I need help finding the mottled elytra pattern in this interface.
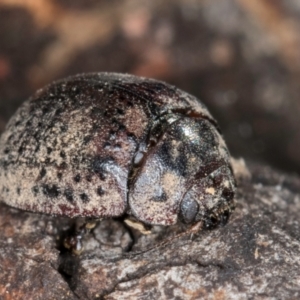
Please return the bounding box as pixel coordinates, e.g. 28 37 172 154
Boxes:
0 73 235 226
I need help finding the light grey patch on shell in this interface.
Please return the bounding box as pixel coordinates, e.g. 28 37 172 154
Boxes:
129 152 185 226
123 107 148 138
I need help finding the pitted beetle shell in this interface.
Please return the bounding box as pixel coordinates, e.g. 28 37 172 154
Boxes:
0 73 236 227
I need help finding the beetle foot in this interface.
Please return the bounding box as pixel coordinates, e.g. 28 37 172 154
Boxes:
123 221 204 257
63 233 84 255
63 219 101 255
188 221 203 240
124 217 152 235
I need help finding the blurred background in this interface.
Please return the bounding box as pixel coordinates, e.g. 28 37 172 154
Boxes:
0 0 300 174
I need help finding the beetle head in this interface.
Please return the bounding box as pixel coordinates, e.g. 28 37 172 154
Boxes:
179 164 235 227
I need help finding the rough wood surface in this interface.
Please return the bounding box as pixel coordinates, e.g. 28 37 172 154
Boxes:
1 162 300 299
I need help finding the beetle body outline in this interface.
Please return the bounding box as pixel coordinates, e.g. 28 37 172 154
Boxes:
0 73 235 229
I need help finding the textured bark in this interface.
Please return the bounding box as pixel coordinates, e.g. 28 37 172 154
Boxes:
1 161 300 299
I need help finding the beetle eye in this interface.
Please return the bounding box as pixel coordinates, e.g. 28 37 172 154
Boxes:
180 194 199 224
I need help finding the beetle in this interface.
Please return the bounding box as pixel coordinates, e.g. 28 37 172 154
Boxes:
0 73 236 253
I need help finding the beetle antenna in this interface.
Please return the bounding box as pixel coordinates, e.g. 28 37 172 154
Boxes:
123 221 203 257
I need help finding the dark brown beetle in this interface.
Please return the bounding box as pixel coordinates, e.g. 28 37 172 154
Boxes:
0 73 235 253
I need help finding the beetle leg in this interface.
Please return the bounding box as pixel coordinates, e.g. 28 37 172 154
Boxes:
124 217 152 235
63 218 102 255
63 231 84 255
188 221 203 240
124 221 203 257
